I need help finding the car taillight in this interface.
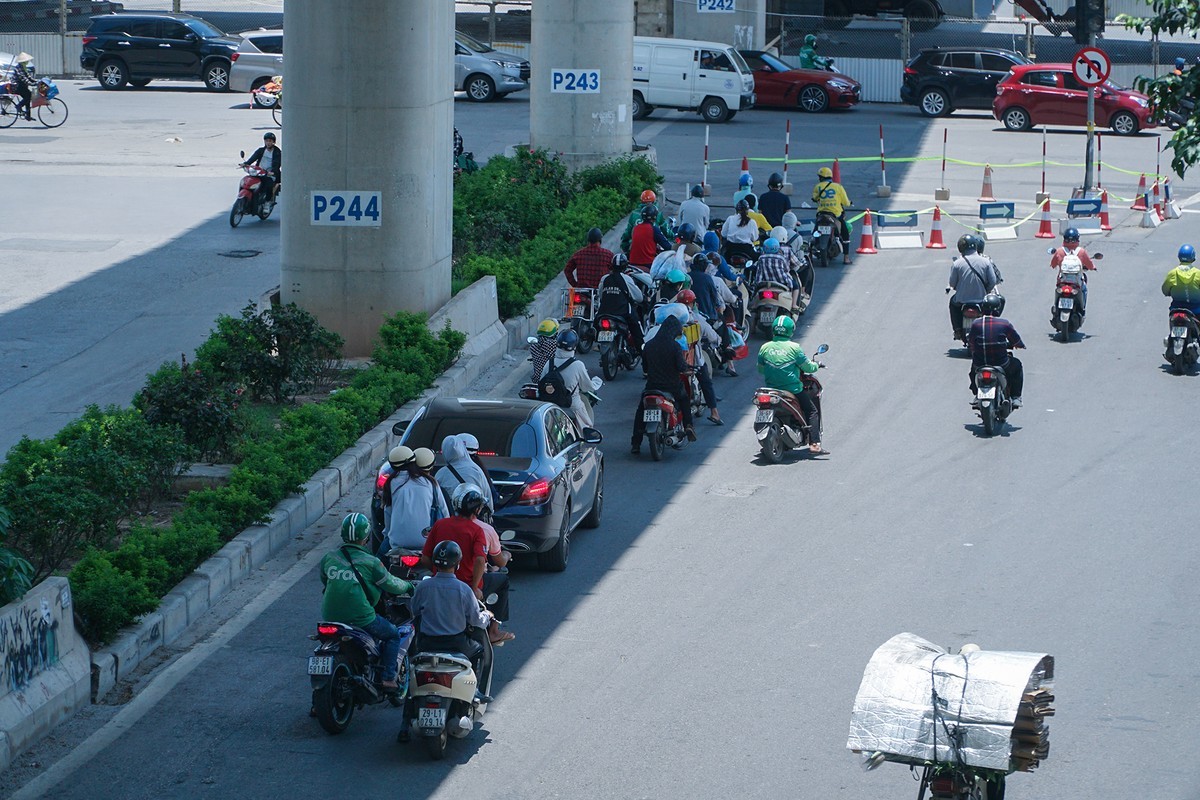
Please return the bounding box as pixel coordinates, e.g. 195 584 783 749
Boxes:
82 35 96 46
980 370 993 381
317 624 340 636
517 478 551 505
231 52 240 62
903 66 917 76
762 290 776 299
599 317 612 330
375 471 389 491
417 671 454 688
400 555 420 568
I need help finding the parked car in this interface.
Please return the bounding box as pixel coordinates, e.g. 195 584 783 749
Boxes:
80 12 239 91
633 36 756 123
229 28 282 107
901 47 1031 117
738 49 859 113
455 30 529 102
993 63 1154 135
389 397 604 572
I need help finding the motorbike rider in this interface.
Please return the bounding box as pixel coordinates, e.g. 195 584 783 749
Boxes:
758 172 793 228
799 34 833 70
676 222 704 260
721 199 761 265
538 329 599 429
754 237 801 309
733 173 755 208
1162 244 1200 314
240 131 281 202
677 289 724 425
620 189 672 252
565 227 615 290
9 53 36 121
812 166 852 264
1049 227 1097 312
968 292 1025 409
632 314 695 454
381 446 448 554
530 319 560 383
320 512 414 691
772 224 814 301
679 184 711 233
657 267 691 304
947 234 1002 338
688 252 725 322
757 316 827 455
597 253 646 354
629 204 673 269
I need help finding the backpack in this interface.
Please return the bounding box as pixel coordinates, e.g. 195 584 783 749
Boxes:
537 357 577 408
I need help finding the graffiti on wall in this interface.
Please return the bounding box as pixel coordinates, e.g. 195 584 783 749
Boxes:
1 594 61 694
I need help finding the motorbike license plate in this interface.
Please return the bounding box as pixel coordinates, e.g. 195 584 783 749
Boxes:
308 656 333 676
1171 326 1188 338
643 409 662 422
759 311 775 323
418 706 447 729
597 330 615 342
755 409 774 423
977 387 996 400
1057 298 1074 309
817 225 832 236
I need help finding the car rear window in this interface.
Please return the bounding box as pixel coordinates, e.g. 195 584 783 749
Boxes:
254 35 283 54
404 415 536 459
946 53 976 69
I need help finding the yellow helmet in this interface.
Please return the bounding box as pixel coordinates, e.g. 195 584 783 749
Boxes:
818 167 833 180
536 318 560 337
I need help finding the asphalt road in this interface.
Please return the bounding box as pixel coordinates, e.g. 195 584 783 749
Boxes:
2 83 1200 799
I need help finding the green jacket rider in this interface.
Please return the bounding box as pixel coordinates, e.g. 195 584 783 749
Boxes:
799 34 832 71
757 315 826 453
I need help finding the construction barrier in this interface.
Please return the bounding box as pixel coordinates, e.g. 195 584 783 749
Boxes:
1063 198 1104 235
979 202 1019 241
1140 193 1160 228
874 211 925 250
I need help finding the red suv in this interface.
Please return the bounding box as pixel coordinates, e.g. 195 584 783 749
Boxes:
993 63 1154 136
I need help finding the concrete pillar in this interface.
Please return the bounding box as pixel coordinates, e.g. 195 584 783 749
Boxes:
281 0 453 357
674 0 766 50
635 0 673 37
530 0 634 171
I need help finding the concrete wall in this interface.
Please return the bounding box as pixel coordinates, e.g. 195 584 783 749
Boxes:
674 0 766 49
426 276 507 360
635 0 673 37
0 578 90 774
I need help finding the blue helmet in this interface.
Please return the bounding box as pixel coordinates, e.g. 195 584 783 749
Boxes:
739 173 753 188
762 237 780 254
1181 244 1196 264
557 329 579 350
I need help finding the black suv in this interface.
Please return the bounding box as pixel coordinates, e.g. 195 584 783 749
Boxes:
901 47 1032 117
81 13 240 91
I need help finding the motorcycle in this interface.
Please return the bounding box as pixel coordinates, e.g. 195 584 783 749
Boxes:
309 595 415 735
639 382 692 461
972 361 1013 437
749 281 798 338
956 301 984 345
1161 97 1193 131
596 314 639 381
563 287 596 354
809 211 843 268
752 343 828 463
230 152 276 227
1164 308 1200 375
1048 250 1101 343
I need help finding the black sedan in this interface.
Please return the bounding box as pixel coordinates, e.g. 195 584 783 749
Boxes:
378 397 604 572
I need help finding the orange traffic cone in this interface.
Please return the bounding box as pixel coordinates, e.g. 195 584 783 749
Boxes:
856 210 878 254
1131 174 1148 210
1153 179 1165 220
1098 190 1112 231
1035 198 1055 238
832 158 842 184
978 164 995 202
926 206 946 249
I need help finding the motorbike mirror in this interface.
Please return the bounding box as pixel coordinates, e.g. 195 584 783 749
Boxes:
580 427 604 445
391 420 410 436
526 335 538 345
499 529 517 542
240 150 245 158
815 343 829 355
484 593 499 606
1092 252 1104 260
1046 247 1055 255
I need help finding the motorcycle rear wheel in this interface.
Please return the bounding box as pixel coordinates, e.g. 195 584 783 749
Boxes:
422 726 449 760
980 404 996 437
313 656 355 734
813 241 828 269
600 348 618 381
576 326 595 354
229 197 245 228
648 429 663 461
1059 322 1070 343
761 428 784 463
1173 351 1186 375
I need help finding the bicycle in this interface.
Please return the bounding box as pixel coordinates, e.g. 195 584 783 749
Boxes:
0 79 68 128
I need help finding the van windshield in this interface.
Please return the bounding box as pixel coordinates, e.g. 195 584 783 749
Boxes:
728 48 751 75
456 31 494 54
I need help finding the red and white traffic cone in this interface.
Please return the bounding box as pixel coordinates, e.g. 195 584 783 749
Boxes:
1153 179 1165 220
1140 192 1160 228
832 158 842 184
1035 198 1055 238
1098 190 1112 231
856 210 878 254
978 164 995 202
1131 174 1148 210
926 206 946 249
1165 178 1182 220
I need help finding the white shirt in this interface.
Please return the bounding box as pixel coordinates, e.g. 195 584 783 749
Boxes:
722 215 758 244
260 147 277 172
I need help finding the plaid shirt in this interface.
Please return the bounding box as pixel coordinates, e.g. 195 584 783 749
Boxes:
969 316 1024 368
753 253 796 290
565 244 614 289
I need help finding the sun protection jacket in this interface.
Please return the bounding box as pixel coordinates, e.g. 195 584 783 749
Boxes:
319 543 412 628
435 434 491 506
1162 264 1200 306
757 340 818 395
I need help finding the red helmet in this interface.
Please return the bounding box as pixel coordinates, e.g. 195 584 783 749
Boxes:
640 189 657 204
677 289 697 305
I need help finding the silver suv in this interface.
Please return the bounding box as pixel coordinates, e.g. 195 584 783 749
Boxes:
455 31 529 102
229 29 283 108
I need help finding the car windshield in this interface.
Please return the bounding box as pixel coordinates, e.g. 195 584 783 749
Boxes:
186 19 226 38
456 31 494 54
404 414 536 459
757 52 791 72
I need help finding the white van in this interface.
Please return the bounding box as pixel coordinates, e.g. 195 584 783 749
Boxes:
632 36 755 123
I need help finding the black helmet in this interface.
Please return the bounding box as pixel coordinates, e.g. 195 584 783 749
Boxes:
431 540 463 569
1063 227 1080 244
735 199 749 213
677 222 697 243
956 234 980 256
263 131 276 141
982 292 1004 317
690 184 705 198
611 252 629 270
768 172 784 189
640 204 658 222
587 227 603 244
975 238 986 255
744 193 758 209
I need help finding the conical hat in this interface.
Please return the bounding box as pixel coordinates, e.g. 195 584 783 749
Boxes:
16 53 33 63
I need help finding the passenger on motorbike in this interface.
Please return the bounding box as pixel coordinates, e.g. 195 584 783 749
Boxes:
629 204 673 269
449 484 515 645
754 237 801 309
240 131 281 202
1049 227 1096 311
677 222 704 260
538 329 599 428
565 227 614 290
811 166 851 264
1162 244 1200 314
948 234 1002 337
620 189 672 252
631 314 694 454
597 253 646 354
321 512 414 690
436 434 491 511
757 316 827 455
743 193 773 239
721 200 761 265
409 540 494 696
733 173 755 208
701 231 737 280
758 172 793 228
968 292 1025 408
772 224 814 300
687 253 725 322
677 289 724 425
655 267 691 305
530 319 560 383
382 446 448 554
458 432 500 513
679 183 711 233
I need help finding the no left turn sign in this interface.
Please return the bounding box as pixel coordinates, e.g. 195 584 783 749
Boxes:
1073 47 1112 87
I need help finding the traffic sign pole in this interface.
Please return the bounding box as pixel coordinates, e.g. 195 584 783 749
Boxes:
1073 44 1112 194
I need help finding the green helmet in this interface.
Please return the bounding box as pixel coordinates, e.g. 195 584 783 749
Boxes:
772 315 795 339
804 34 817 46
340 512 371 543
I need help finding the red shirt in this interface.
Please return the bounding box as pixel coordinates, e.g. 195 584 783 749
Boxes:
423 516 489 588
629 223 661 267
565 243 614 289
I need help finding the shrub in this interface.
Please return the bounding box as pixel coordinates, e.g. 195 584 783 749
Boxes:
135 356 244 462
70 549 158 644
0 506 34 607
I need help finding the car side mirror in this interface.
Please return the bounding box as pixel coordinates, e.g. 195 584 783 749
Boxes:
815 343 830 355
580 427 603 445
392 420 410 436
185 32 197 41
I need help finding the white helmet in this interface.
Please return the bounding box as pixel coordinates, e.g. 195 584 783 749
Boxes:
770 226 789 244
782 211 799 231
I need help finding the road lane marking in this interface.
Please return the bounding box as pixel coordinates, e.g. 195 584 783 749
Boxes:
9 536 331 800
